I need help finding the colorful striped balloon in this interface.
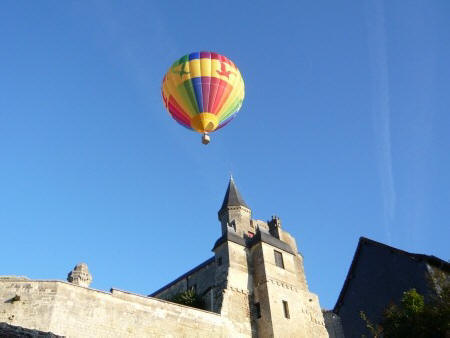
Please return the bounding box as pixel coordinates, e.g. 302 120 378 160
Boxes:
161 51 245 144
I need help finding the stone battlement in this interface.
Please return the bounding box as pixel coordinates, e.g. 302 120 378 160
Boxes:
0 279 229 337
0 178 329 337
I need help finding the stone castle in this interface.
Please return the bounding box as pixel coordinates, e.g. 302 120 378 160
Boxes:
0 177 329 337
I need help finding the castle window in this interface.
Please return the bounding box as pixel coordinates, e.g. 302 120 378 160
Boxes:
274 250 284 269
255 302 261 318
217 257 222 266
228 220 236 231
282 300 290 319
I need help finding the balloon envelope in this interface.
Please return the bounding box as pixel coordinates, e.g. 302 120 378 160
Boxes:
162 52 245 134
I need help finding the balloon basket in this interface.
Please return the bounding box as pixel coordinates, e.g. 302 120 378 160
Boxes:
202 133 210 145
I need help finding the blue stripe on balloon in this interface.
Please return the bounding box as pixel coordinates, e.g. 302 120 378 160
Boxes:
191 77 204 112
189 52 200 61
217 115 235 130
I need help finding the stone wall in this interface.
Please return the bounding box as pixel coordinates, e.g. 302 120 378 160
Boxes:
151 258 217 311
323 311 345 338
251 242 328 338
214 240 254 336
0 214 329 338
0 278 233 338
219 205 252 238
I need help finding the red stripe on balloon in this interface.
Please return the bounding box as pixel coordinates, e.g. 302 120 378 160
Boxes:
169 97 191 120
172 114 191 129
168 97 191 125
169 96 188 115
211 80 232 114
201 78 211 113
169 107 190 126
208 77 220 114
210 52 221 61
161 87 169 109
210 78 226 114
208 52 236 69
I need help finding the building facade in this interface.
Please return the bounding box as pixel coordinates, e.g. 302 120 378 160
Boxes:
151 177 328 337
332 237 449 338
0 178 328 337
3 178 446 337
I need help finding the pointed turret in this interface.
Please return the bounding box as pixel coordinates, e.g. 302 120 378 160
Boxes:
219 176 249 212
218 176 252 237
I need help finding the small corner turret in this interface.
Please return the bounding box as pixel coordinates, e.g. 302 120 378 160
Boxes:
268 215 282 239
218 175 249 212
218 176 252 237
67 263 92 288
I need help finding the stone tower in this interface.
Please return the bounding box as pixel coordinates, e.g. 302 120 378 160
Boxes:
67 263 92 287
212 177 328 337
218 176 252 237
0 178 329 337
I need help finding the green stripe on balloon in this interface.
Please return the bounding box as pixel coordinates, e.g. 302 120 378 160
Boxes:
220 98 242 122
182 79 200 113
175 80 197 116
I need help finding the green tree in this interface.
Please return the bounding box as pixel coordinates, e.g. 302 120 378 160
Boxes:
382 289 426 338
169 288 205 310
361 274 450 338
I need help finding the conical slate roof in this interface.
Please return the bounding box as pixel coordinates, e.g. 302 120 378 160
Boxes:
220 176 249 211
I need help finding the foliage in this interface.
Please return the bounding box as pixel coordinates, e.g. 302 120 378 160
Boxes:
360 311 383 338
382 289 427 338
169 288 205 310
361 274 450 338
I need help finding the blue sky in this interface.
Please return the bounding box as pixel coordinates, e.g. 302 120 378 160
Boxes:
0 0 449 309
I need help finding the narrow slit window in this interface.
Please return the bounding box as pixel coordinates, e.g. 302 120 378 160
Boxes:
274 250 284 269
255 302 261 318
282 300 290 319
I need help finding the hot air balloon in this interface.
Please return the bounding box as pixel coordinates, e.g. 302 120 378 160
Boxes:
161 52 245 145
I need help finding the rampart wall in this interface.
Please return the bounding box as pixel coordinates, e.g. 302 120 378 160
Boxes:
0 277 232 338
151 257 217 312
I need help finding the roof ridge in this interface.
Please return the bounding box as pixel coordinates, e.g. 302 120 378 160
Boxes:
360 237 449 265
333 237 450 313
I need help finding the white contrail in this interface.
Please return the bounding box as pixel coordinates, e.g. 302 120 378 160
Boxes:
365 0 395 243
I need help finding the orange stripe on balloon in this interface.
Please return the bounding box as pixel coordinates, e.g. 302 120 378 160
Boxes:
208 77 220 114
212 81 233 115
210 79 227 114
217 70 244 120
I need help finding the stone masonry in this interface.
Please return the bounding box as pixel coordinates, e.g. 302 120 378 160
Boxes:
0 277 229 337
67 263 92 288
0 178 328 337
151 177 329 337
